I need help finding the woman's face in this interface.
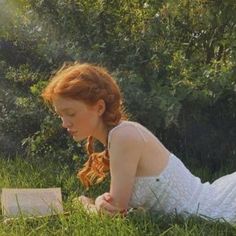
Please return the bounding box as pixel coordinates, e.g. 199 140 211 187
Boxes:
53 96 104 141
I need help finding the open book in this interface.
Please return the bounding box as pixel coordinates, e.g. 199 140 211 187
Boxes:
1 188 64 218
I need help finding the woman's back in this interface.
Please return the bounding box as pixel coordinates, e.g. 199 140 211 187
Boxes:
108 121 206 213
108 120 170 177
108 120 236 223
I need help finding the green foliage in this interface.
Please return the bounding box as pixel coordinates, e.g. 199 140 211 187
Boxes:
0 63 44 155
116 70 182 129
0 0 236 172
22 114 85 167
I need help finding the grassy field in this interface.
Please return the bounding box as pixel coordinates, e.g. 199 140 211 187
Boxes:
0 156 236 236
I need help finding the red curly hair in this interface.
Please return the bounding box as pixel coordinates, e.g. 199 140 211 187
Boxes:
41 62 127 189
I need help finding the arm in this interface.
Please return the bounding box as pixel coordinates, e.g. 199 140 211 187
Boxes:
76 193 121 215
96 125 143 215
73 195 97 213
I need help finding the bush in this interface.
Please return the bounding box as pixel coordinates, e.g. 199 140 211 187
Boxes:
0 0 236 173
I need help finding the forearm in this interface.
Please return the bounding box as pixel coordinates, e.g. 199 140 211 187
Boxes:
75 194 127 216
95 194 128 216
73 196 97 213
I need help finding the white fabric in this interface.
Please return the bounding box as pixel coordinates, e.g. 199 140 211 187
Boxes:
108 121 236 223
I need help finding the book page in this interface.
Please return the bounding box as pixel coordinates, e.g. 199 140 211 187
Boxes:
1 188 63 217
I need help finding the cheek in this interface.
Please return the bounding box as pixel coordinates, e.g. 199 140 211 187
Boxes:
75 111 99 129
86 111 100 127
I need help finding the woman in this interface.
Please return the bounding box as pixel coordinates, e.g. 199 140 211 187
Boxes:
42 62 236 222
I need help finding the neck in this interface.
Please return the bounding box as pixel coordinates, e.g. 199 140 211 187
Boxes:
92 120 123 147
92 121 110 147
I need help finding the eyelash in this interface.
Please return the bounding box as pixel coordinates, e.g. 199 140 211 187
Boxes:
56 113 75 118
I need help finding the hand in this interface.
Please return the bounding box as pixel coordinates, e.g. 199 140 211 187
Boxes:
73 195 97 213
77 195 94 205
95 192 127 216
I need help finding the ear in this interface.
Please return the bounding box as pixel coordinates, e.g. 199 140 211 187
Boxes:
95 99 106 116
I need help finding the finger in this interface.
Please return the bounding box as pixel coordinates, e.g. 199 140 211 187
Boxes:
78 196 86 203
98 204 120 216
77 196 94 205
103 193 112 202
100 201 122 213
100 207 127 217
72 196 83 204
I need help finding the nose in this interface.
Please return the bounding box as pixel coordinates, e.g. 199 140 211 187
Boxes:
61 117 72 129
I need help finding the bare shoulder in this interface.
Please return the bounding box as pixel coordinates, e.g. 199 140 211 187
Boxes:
108 122 144 150
108 122 143 175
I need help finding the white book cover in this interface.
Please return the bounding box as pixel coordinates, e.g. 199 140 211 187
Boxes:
1 188 63 218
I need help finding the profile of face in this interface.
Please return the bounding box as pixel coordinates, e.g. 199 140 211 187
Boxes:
53 95 106 141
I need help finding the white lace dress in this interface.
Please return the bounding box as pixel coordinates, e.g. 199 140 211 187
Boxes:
108 121 236 223
129 153 236 223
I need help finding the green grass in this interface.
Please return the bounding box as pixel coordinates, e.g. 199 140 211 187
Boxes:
0 156 236 236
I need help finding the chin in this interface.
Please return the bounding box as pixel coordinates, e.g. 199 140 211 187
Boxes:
73 135 87 142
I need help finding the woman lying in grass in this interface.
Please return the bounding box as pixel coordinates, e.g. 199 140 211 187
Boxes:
42 62 236 223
